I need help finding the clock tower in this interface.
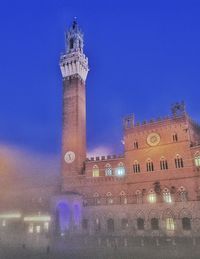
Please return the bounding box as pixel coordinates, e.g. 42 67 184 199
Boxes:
60 20 89 190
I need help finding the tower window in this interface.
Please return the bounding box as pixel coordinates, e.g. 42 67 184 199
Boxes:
69 38 74 49
173 133 178 142
133 161 140 173
146 159 154 172
133 141 138 149
160 157 168 170
175 155 184 168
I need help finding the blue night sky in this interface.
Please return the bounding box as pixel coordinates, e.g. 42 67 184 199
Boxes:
0 0 200 157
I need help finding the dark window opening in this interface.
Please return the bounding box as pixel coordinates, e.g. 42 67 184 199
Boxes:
182 217 191 230
137 218 144 230
107 218 114 232
151 218 159 230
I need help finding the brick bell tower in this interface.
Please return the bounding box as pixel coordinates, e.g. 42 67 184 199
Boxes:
60 20 89 190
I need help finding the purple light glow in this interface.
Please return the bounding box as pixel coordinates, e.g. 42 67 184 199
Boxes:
57 202 70 233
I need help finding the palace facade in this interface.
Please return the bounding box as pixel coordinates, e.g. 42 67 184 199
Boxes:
55 20 200 237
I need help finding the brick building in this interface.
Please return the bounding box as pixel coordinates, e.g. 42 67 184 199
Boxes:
55 19 200 237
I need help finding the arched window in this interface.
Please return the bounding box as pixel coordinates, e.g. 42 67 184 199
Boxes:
160 157 168 170
163 188 172 203
166 217 175 231
182 217 191 230
107 218 114 232
105 163 112 176
69 38 74 49
172 133 178 142
137 218 144 230
93 165 100 177
151 218 159 230
121 218 128 230
135 190 142 204
175 154 184 168
178 186 187 202
93 192 101 205
194 152 200 167
119 191 127 204
147 189 156 203
146 159 154 172
133 160 140 173
115 162 125 177
163 209 175 231
106 192 113 204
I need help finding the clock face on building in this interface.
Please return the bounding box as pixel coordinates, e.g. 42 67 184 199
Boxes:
64 151 75 163
147 133 160 146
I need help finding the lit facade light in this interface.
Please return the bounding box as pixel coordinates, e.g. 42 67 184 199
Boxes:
0 213 21 219
24 215 51 222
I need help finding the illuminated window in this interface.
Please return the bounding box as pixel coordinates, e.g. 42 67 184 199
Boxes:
146 159 154 172
166 217 175 231
93 165 99 177
173 133 178 142
105 164 112 176
163 188 172 203
182 217 191 230
133 160 140 173
194 152 200 167
115 162 125 177
160 157 168 170
121 218 128 230
151 218 159 230
175 154 184 168
147 189 156 203
137 218 144 230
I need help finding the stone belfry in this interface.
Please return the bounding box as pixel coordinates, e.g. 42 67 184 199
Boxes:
60 20 89 190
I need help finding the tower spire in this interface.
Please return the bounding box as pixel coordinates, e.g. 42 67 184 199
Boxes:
60 20 88 82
